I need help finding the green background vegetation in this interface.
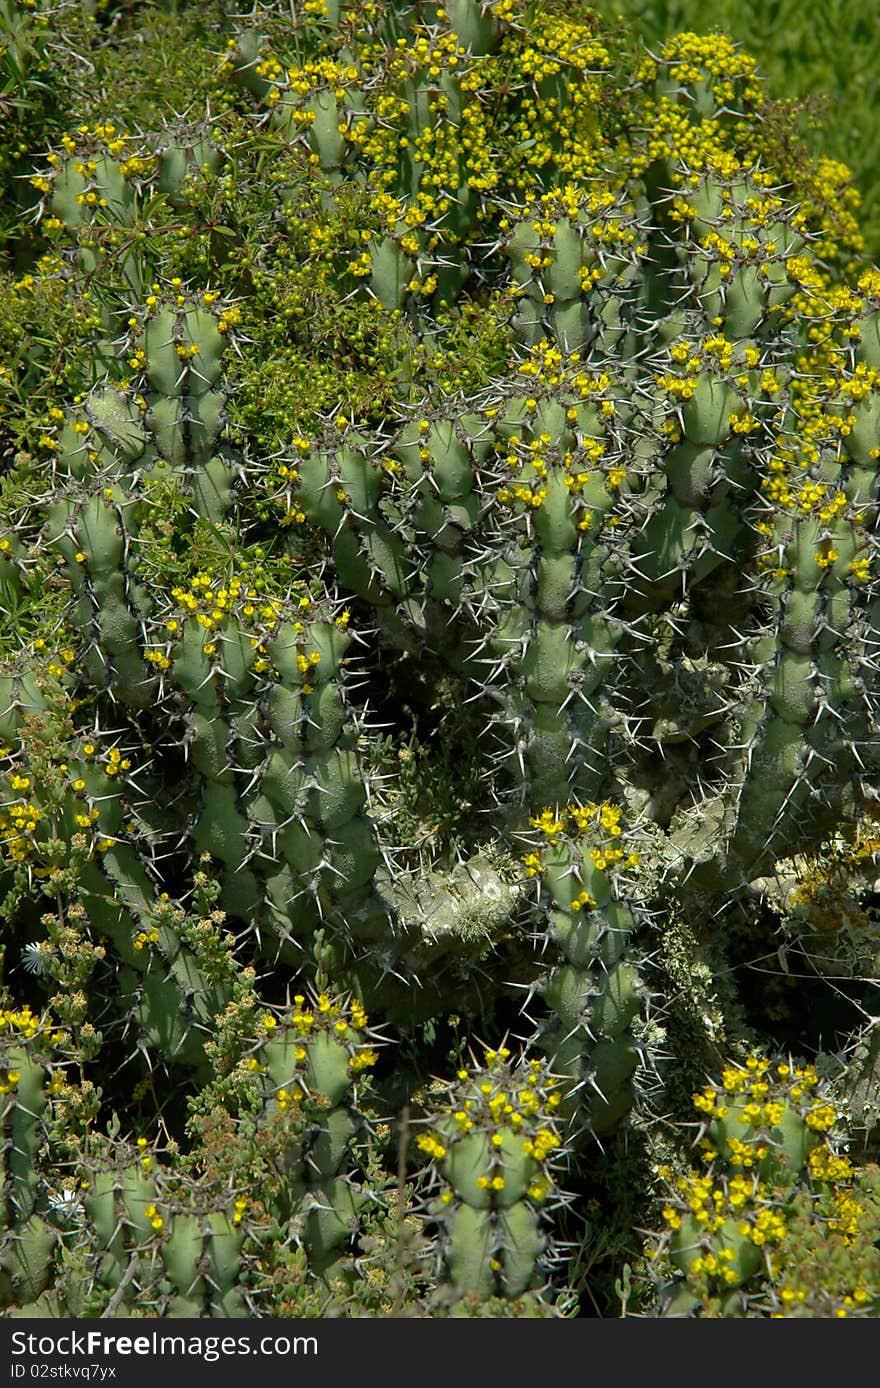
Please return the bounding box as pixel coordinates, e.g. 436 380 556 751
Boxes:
1 0 880 1320
594 0 880 256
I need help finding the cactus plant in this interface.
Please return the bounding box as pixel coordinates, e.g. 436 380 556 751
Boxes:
0 0 878 1317
651 1052 880 1317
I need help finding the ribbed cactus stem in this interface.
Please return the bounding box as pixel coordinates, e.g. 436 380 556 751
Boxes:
415 1048 565 1300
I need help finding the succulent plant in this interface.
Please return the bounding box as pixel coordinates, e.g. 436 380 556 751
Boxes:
0 0 878 1317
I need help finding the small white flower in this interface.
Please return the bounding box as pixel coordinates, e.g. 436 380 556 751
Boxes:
46 1188 84 1221
21 942 51 977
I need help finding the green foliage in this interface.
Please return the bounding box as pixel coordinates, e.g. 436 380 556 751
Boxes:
592 0 880 259
651 1052 880 1317
0 0 879 1318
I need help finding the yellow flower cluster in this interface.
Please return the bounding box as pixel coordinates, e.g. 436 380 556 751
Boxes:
260 994 376 1111
144 1203 164 1233
660 1049 869 1305
162 570 292 668
490 342 623 514
417 1131 448 1161
630 33 761 184
662 1163 789 1258
530 800 623 841
503 17 611 193
275 1085 302 1111
0 1004 65 1093
0 785 43 862
0 1004 42 1039
697 1052 827 1120
525 800 639 884
0 730 134 870
421 1050 563 1208
32 124 155 223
